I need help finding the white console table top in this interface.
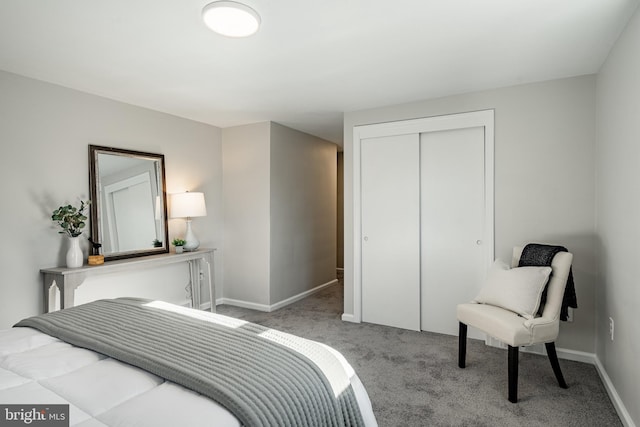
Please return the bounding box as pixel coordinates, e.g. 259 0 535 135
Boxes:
41 248 216 313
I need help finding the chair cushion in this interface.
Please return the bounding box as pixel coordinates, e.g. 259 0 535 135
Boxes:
457 303 559 346
474 260 552 319
457 303 532 346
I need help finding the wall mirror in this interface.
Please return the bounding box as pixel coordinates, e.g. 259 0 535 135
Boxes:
89 145 168 260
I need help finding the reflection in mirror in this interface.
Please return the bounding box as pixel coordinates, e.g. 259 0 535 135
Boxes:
89 145 168 260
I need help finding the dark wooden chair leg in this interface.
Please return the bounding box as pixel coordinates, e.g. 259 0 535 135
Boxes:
508 345 518 403
458 322 467 368
545 342 568 389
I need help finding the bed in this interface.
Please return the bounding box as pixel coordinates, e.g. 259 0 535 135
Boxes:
0 298 377 427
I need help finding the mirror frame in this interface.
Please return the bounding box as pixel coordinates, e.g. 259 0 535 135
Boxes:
88 145 169 261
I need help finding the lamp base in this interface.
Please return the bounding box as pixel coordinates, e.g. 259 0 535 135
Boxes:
183 219 200 251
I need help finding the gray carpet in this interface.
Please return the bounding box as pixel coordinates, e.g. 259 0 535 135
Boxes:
217 279 621 427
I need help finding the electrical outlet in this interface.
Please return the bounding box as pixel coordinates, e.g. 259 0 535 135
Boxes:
609 317 615 341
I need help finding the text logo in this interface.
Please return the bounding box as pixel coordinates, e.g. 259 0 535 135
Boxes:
0 405 69 427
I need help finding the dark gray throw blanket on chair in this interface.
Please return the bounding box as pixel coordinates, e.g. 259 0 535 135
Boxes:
518 243 578 321
15 298 365 427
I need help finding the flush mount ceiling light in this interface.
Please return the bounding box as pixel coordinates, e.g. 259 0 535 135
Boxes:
202 1 261 38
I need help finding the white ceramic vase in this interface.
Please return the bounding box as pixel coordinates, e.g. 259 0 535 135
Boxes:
66 236 83 268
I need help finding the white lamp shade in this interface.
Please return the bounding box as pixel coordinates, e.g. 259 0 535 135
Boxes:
170 192 207 218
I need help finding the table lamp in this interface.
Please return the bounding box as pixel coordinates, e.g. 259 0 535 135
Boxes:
170 192 207 251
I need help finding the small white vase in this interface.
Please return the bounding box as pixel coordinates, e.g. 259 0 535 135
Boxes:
66 236 83 268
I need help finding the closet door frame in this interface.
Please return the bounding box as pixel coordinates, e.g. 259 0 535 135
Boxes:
351 109 495 324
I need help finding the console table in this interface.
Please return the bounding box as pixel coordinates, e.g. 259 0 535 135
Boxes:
40 248 216 313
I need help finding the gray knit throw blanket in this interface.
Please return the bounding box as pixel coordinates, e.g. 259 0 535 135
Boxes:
518 243 578 320
15 298 365 427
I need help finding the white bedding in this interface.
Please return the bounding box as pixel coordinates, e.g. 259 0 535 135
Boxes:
0 327 377 426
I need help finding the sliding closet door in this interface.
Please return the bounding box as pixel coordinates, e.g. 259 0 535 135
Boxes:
420 127 486 335
361 134 420 331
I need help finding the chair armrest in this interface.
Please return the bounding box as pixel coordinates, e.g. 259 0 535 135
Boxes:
523 315 560 343
523 316 555 329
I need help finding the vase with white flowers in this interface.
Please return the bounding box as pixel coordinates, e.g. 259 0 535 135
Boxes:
51 200 90 268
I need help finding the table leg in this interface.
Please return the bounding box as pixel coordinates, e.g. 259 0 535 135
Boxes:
202 253 215 313
187 260 200 309
43 273 58 313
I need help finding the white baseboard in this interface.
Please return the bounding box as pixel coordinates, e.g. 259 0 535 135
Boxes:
555 347 596 364
271 279 338 311
485 338 597 365
215 279 339 313
341 313 357 322
494 342 634 426
216 297 271 312
593 355 636 427
178 299 213 311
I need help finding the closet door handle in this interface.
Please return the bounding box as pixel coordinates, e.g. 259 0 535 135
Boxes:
364 236 369 242
476 240 482 245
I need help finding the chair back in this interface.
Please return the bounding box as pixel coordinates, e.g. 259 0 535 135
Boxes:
511 246 573 320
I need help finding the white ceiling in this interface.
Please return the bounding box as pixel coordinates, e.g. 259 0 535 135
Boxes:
0 0 637 145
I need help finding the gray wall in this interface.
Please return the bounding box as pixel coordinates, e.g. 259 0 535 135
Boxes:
222 121 337 308
221 122 272 305
0 70 223 328
337 152 344 269
343 75 597 353
0 70 339 328
270 122 337 303
596 6 640 425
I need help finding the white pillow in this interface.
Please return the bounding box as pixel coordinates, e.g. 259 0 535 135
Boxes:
474 259 552 319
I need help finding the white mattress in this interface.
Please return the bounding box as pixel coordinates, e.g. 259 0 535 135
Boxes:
0 327 377 426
